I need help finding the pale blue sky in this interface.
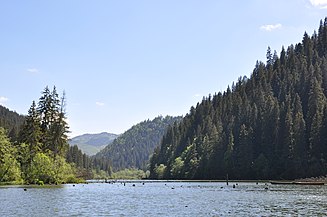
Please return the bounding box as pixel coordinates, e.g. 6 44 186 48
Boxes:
1 0 327 137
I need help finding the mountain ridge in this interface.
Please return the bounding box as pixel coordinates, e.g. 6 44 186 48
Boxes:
69 132 119 156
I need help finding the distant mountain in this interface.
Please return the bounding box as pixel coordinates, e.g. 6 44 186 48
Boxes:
0 105 25 140
96 116 182 171
69 132 119 156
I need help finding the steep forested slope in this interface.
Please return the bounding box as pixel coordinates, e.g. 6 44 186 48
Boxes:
0 105 25 140
96 116 181 171
150 18 327 180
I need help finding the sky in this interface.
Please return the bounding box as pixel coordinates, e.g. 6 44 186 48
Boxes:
1 0 327 137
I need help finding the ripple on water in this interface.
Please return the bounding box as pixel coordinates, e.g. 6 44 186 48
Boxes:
1 182 326 216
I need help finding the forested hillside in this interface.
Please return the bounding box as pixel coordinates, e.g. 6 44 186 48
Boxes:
0 105 25 140
96 116 181 171
150 19 327 180
66 144 113 179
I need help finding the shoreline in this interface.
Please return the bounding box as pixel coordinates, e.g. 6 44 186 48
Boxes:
2 176 327 186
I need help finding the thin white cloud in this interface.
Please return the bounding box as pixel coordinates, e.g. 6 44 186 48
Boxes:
0 96 8 105
309 0 327 8
193 94 201 98
27 68 39 73
96 102 105 106
260 24 282 32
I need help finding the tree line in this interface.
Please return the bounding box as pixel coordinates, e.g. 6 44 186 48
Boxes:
66 145 113 179
149 18 327 180
0 86 112 184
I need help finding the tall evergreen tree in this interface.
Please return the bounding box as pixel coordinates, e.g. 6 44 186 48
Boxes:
18 101 42 175
50 91 69 159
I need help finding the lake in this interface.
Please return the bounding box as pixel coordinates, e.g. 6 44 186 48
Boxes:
0 181 326 216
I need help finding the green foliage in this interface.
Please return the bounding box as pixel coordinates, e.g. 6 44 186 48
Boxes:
53 155 76 184
0 128 22 183
0 86 83 184
96 116 181 171
170 157 184 178
18 101 43 176
150 18 327 180
154 164 167 179
33 86 70 157
26 153 55 184
92 169 110 179
180 142 200 179
66 144 114 180
0 154 22 183
111 168 146 180
26 153 75 184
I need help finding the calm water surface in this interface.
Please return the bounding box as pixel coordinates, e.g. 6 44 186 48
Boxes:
0 181 326 216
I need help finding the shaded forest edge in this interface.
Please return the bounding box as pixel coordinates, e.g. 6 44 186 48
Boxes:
149 18 327 181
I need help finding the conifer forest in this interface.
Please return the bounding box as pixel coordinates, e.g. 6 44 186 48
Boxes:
149 19 327 180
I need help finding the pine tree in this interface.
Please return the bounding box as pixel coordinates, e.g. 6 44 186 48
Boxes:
233 124 253 179
280 97 295 178
292 94 307 177
37 86 53 151
266 46 273 66
49 91 69 159
36 86 69 159
307 77 326 162
18 101 42 175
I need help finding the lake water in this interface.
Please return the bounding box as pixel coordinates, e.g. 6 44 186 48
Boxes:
0 181 326 216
